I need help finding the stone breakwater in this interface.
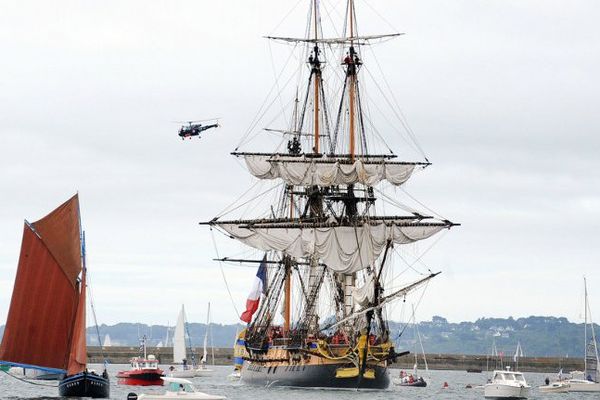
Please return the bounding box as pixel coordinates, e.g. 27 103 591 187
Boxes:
87 347 581 373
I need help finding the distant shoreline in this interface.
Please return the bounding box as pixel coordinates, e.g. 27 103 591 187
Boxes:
88 346 581 373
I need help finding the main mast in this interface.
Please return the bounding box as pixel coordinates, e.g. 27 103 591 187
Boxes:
348 0 356 160
313 0 320 154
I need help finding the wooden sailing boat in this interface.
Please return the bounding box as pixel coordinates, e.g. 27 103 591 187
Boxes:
203 0 457 390
0 194 110 398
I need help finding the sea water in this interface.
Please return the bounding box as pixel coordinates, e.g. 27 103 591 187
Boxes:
0 364 592 400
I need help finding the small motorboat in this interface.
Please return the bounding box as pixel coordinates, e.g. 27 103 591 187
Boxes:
392 370 427 387
564 378 600 392
117 351 164 386
129 377 226 399
539 381 570 393
484 367 531 399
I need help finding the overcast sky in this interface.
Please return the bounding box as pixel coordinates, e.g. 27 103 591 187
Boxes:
1 0 599 327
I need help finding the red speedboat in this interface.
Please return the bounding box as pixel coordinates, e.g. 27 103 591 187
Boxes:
117 344 164 386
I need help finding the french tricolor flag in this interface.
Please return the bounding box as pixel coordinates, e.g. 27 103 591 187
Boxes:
240 255 267 323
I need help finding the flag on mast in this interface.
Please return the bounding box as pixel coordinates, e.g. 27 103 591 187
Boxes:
240 255 267 323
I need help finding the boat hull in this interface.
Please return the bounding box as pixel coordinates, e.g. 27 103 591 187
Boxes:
392 378 427 387
59 371 110 398
484 383 530 399
167 369 195 378
193 368 214 377
117 370 164 386
241 362 389 389
539 382 570 393
137 393 226 400
567 379 600 392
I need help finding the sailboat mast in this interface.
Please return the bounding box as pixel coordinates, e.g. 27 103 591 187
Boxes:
313 0 320 153
585 277 589 374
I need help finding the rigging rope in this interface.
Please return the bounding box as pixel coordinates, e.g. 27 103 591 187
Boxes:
210 228 241 318
83 233 108 367
214 181 280 219
0 368 59 387
394 280 431 341
87 276 107 366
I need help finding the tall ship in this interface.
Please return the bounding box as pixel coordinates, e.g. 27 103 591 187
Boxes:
204 0 457 389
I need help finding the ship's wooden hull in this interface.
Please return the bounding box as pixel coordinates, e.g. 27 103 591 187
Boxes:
59 371 110 398
241 361 389 389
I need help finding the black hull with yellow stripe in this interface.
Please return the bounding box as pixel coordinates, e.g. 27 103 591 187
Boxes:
241 361 390 389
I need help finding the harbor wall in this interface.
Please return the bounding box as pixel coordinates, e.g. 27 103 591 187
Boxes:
87 346 581 373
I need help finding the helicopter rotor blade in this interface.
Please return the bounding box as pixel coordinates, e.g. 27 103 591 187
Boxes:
171 117 221 124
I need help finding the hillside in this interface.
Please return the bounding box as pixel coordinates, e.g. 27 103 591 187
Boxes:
392 316 587 358
0 316 593 357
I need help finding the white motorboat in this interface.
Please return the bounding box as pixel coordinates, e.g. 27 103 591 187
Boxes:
484 368 531 399
132 377 226 399
538 381 570 393
566 378 600 392
564 279 600 392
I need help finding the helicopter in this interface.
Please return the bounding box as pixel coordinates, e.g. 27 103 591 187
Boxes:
177 118 220 139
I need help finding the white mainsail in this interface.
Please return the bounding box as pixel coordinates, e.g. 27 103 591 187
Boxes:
243 154 422 187
173 305 187 364
217 221 448 274
201 332 208 364
102 334 112 347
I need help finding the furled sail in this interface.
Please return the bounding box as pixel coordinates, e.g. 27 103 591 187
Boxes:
265 33 404 45
243 154 425 187
215 220 450 274
173 305 187 364
352 274 375 307
0 195 82 374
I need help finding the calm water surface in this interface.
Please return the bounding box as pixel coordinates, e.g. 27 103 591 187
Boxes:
0 364 594 399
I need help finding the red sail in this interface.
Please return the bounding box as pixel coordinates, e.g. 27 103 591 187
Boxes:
0 224 79 370
33 194 82 286
0 195 83 372
67 268 87 375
